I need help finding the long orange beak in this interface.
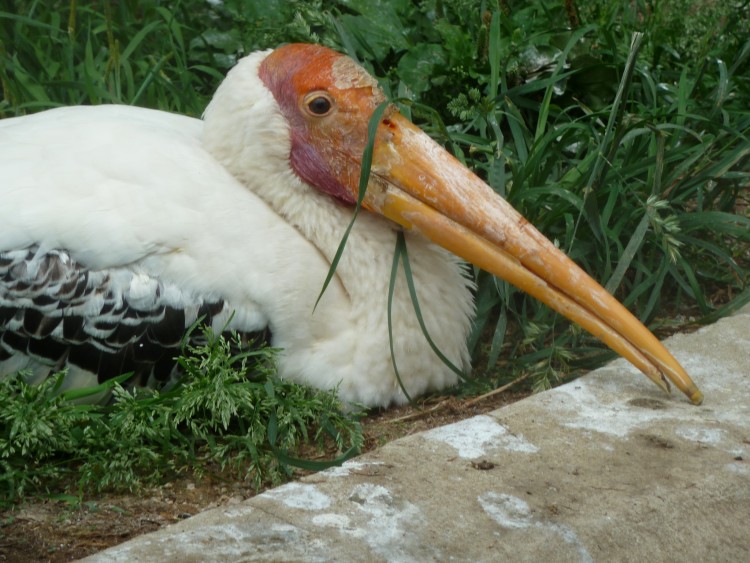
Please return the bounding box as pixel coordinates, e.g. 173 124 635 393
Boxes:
364 111 703 405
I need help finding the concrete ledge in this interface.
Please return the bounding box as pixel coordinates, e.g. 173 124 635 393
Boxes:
85 304 750 562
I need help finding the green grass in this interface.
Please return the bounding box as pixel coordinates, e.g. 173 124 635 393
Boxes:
0 329 362 505
1 0 749 500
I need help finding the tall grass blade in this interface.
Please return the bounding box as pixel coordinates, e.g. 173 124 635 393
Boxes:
396 232 468 381
314 101 389 310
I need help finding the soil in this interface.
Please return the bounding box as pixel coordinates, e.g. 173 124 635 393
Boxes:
0 389 530 562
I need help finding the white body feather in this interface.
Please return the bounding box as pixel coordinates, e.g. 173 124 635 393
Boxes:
0 51 474 406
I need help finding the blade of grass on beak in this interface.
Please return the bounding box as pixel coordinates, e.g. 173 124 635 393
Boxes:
314 101 390 310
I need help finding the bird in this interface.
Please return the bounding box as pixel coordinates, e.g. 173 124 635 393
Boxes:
0 43 703 407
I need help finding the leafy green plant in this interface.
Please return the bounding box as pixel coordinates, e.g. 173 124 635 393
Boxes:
0 330 362 505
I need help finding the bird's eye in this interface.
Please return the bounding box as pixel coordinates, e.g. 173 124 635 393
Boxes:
305 94 333 116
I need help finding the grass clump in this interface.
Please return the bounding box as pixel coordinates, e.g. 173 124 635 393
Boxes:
0 330 362 506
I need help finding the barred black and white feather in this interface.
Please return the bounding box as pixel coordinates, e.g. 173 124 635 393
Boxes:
0 246 269 391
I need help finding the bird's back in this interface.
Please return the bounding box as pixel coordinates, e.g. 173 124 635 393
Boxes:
0 106 276 393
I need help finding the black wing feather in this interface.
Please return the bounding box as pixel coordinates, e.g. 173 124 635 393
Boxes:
0 246 270 391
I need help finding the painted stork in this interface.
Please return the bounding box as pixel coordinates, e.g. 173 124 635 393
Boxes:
0 44 703 407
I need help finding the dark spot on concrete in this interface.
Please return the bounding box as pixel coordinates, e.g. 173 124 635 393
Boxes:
471 460 495 470
350 465 390 477
348 492 366 505
734 455 743 461
627 398 667 410
640 433 675 449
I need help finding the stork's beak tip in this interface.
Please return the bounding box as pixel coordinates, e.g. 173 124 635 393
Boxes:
690 389 704 405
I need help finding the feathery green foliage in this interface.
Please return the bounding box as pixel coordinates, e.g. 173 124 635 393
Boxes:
0 330 362 505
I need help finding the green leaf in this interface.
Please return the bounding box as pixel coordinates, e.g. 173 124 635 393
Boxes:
396 44 445 95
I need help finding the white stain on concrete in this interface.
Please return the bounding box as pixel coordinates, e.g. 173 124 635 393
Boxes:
259 482 331 510
425 415 538 458
675 426 725 444
551 349 750 442
324 460 386 478
479 492 593 563
552 377 685 438
221 505 254 518
478 492 532 529
725 462 750 476
346 483 432 562
87 521 324 562
311 513 366 538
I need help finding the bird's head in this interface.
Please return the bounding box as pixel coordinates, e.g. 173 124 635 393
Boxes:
213 43 704 405
258 43 385 205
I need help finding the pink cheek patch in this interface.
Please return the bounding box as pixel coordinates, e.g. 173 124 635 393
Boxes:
289 131 357 206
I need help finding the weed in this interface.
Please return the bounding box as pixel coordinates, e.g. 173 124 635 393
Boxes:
0 330 362 505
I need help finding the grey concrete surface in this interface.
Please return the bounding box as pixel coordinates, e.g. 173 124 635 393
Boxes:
84 304 750 562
